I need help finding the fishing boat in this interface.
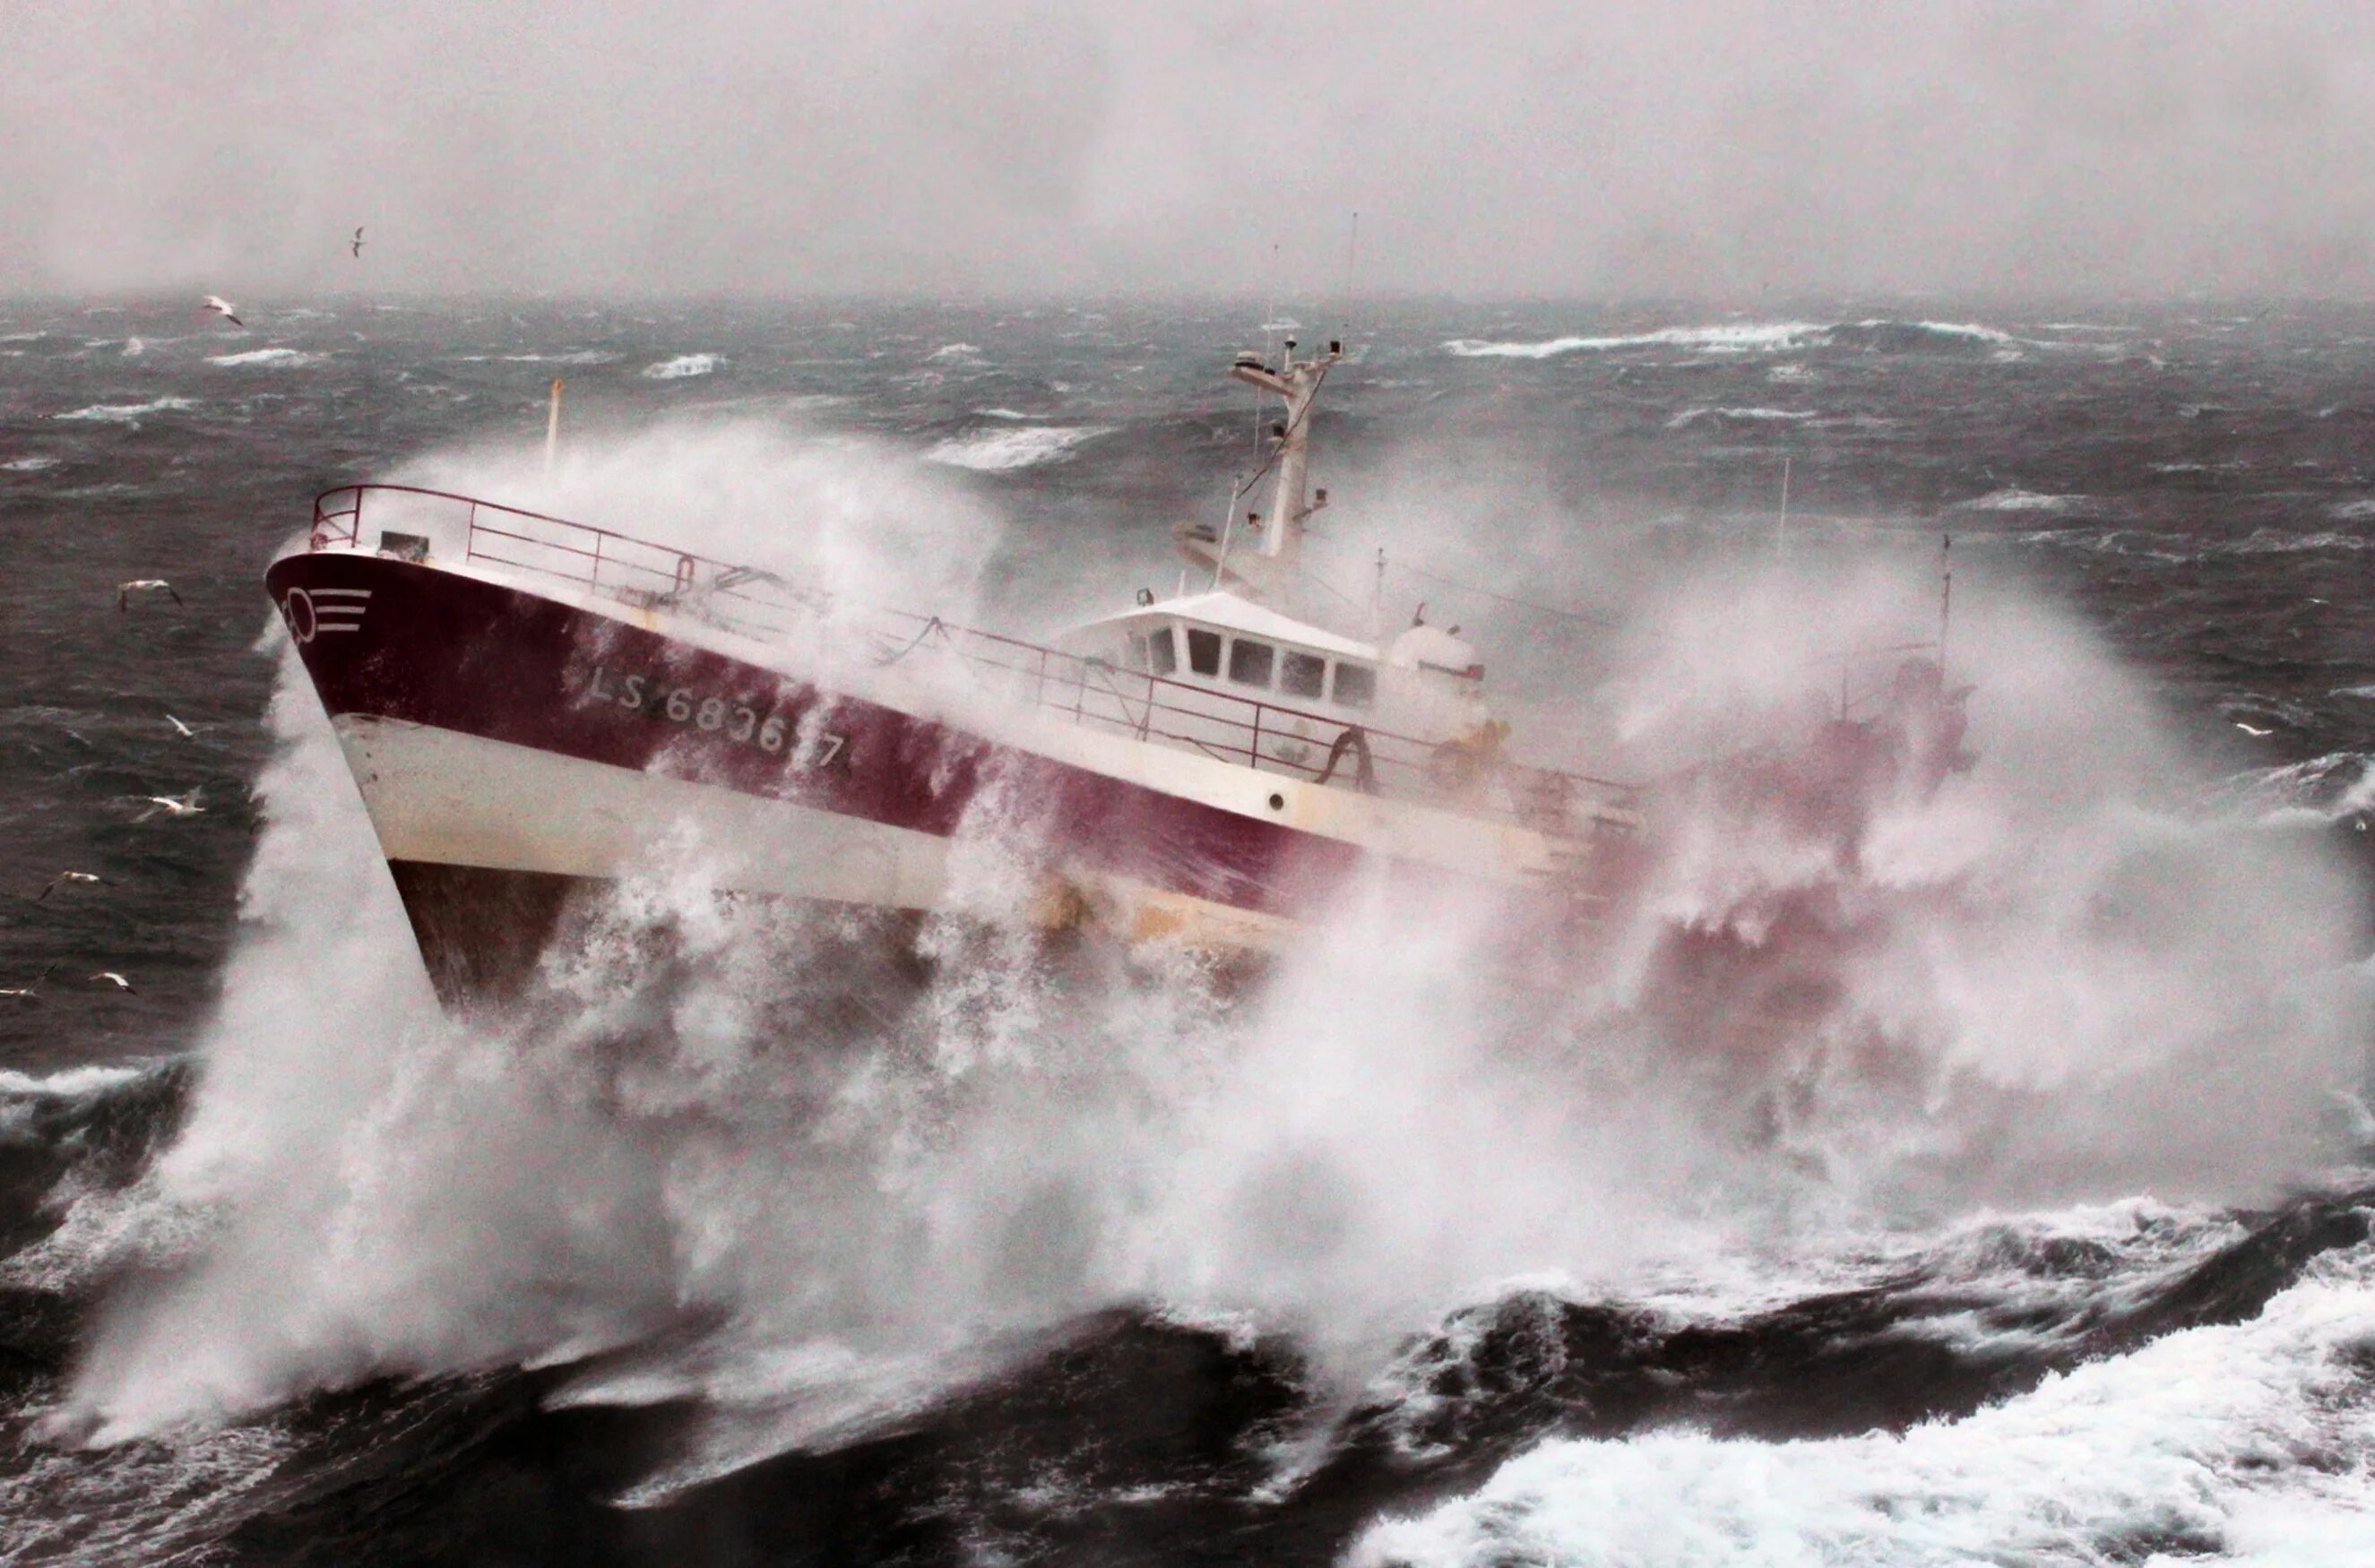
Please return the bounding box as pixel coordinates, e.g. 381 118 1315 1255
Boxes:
264 336 1960 1008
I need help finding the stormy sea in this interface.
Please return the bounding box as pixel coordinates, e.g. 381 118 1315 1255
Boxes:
8 298 2375 1566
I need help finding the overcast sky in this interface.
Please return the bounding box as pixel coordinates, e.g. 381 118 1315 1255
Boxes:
6 1 2375 299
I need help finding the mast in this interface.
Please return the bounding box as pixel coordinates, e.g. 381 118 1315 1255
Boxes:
1230 335 1338 566
1179 335 1343 604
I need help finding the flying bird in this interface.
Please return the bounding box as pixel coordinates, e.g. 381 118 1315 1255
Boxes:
165 713 201 738
38 871 115 900
0 965 57 1001
350 226 365 258
202 295 245 328
90 971 134 991
134 788 204 822
118 579 183 611
2234 722 2273 737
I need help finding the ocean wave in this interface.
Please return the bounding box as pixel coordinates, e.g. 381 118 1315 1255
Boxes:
1445 323 1825 358
1445 319 2024 360
2209 528 2374 556
462 350 618 366
927 342 983 362
207 347 322 367
2 456 59 471
975 407 1035 420
643 353 722 380
120 337 145 358
1666 406 1818 430
53 396 196 425
0 1064 145 1098
1349 1230 2375 1568
924 425 1111 470
2330 500 2375 521
1960 487 2095 513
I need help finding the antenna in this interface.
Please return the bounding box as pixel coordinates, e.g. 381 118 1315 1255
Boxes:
1938 533 1954 683
1341 211 1360 341
544 377 564 473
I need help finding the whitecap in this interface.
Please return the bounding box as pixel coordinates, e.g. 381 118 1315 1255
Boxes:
974 407 1035 421
927 342 983 362
2 456 59 472
643 353 722 380
924 425 1111 470
2329 499 2375 521
0 1064 144 1098
207 347 322 367
1961 487 2093 513
1445 322 1825 358
1666 406 1817 429
1350 1247 2375 1568
54 396 196 425
121 337 145 358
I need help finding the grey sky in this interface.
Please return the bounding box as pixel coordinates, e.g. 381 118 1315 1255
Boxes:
5 1 2374 298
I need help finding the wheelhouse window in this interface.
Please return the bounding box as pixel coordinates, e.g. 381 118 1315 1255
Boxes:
1187 627 1222 676
1146 625 1176 676
1333 662 1377 708
1281 650 1326 700
1228 638 1275 688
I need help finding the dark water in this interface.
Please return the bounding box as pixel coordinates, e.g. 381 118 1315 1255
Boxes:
5 300 2375 1564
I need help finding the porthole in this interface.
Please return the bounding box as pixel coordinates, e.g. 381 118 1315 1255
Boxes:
1267 793 1285 811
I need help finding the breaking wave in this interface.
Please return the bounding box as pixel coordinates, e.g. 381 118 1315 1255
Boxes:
925 424 1112 470
1444 320 2025 360
1959 487 2098 514
1352 1228 2375 1566
206 348 323 368
643 353 723 380
1664 406 1817 429
53 397 196 426
1446 323 1824 358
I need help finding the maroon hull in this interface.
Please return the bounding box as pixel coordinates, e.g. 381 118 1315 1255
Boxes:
262 554 1512 936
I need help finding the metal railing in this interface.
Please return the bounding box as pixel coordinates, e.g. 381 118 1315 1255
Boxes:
309 484 1639 837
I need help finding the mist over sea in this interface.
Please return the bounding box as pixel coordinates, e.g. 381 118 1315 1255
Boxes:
7 297 2375 1564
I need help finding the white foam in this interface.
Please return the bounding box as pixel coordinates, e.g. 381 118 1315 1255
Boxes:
2 456 59 471
1352 1244 2375 1568
1962 486 2092 513
642 353 722 380
1665 406 1817 429
121 336 146 358
1898 318 2019 346
927 342 983 361
206 348 321 367
0 1064 144 1097
924 424 1110 470
54 396 196 424
1444 323 1824 358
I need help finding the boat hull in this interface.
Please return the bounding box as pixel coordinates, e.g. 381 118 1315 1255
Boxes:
268 552 1606 1005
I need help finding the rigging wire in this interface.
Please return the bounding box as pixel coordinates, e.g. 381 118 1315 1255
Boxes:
1382 559 1619 629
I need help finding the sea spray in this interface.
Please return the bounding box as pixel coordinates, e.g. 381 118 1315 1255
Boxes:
53 446 2375 1466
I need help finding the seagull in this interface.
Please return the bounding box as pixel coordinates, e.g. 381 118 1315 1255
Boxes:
350 226 365 258
134 788 203 822
38 871 115 900
202 295 245 328
165 714 202 738
0 965 57 1001
90 971 134 992
118 579 183 611
2235 722 2273 737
